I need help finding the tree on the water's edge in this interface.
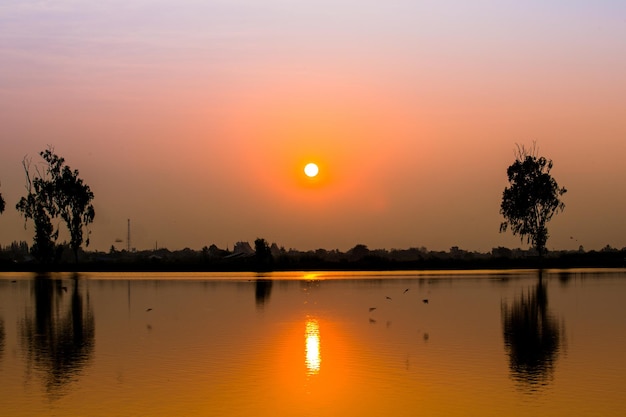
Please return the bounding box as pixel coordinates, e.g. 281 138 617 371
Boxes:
254 237 272 266
16 147 95 263
0 183 5 214
500 143 566 257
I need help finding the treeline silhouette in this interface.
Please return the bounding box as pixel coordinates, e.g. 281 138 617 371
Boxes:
0 144 598 273
1 240 625 272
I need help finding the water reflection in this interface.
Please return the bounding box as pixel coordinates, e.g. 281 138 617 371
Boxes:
502 273 562 391
20 274 95 397
558 270 574 285
0 316 4 361
4 270 626 416
305 318 321 375
255 278 273 309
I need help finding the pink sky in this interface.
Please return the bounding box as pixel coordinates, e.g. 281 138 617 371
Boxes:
1 1 625 252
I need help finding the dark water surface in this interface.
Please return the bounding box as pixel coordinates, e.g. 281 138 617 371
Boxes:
1 269 625 416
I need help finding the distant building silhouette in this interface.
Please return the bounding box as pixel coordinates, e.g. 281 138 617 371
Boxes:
270 243 283 258
233 241 254 255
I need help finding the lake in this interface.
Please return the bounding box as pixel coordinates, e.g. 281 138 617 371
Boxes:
1 269 625 416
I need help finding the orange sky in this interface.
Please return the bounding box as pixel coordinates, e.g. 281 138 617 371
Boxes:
1 1 625 252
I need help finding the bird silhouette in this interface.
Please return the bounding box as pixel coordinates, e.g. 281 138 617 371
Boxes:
386 296 392 300
403 288 410 294
146 308 153 312
422 299 429 304
369 307 377 312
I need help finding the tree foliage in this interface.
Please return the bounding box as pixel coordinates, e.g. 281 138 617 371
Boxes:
500 144 566 256
0 187 5 214
254 238 272 265
16 148 95 263
42 149 95 261
16 157 58 263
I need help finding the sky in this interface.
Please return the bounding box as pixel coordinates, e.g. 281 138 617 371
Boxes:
1 0 625 253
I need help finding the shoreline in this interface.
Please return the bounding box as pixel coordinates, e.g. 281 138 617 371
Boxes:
2 252 625 273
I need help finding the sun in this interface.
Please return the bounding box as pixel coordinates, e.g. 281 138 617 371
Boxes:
304 162 319 178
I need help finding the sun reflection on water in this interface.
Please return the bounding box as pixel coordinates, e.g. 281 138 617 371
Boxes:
305 318 321 375
302 273 319 281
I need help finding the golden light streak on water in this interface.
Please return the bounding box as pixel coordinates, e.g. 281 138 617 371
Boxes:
3 271 626 416
305 318 321 375
302 273 319 281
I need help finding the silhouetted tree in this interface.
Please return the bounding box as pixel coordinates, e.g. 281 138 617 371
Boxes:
42 149 95 262
16 158 58 263
348 244 370 261
16 148 95 263
500 143 566 256
254 238 272 265
0 184 5 214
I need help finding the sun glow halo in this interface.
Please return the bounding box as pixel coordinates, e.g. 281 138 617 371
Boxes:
304 163 319 178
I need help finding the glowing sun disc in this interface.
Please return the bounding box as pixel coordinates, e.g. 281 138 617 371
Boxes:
304 163 319 178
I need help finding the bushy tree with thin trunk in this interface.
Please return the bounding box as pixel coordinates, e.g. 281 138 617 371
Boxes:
41 149 95 262
16 158 58 263
500 144 567 256
16 148 95 263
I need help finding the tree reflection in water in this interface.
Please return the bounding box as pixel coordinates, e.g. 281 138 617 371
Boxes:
20 274 95 397
255 278 273 309
502 272 562 391
0 316 4 361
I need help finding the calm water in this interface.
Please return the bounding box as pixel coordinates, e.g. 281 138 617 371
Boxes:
1 269 625 416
